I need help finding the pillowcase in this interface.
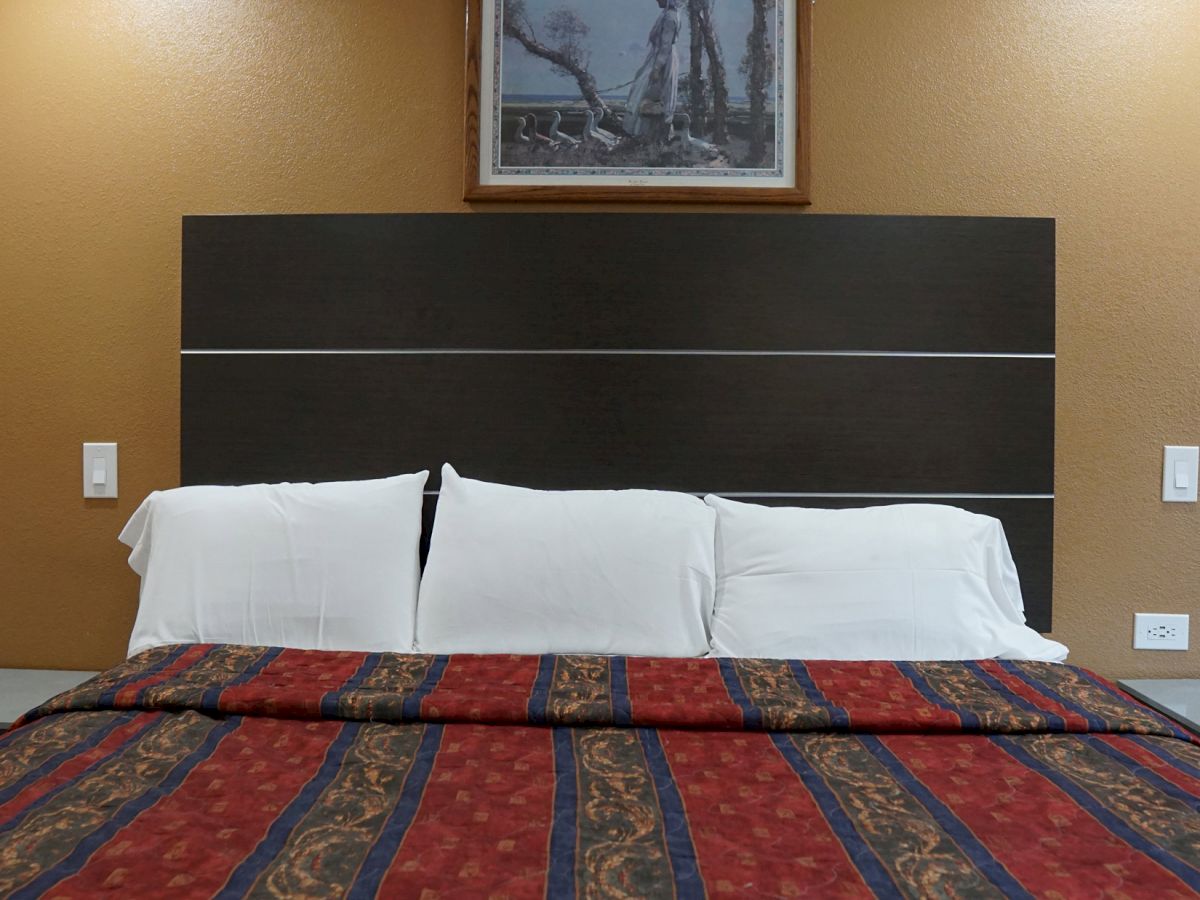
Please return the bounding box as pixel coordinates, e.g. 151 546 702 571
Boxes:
704 496 1068 662
120 472 429 657
415 464 716 656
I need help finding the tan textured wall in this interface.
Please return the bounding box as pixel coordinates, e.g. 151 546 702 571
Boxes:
1 1 1197 675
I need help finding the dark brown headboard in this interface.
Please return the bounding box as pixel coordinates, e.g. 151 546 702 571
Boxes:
181 213 1055 629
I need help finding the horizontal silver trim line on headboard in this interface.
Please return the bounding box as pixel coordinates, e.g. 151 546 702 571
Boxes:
420 490 1054 499
182 349 1055 359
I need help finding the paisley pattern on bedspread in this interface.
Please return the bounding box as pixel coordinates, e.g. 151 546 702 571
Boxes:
0 646 1197 898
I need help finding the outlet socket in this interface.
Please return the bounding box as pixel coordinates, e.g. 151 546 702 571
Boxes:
1133 613 1190 651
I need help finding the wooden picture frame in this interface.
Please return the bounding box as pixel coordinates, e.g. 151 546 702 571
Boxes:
464 0 811 204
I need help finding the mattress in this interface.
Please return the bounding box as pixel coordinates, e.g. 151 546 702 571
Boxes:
1 644 1198 897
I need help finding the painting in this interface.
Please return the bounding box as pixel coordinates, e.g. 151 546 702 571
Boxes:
464 0 811 203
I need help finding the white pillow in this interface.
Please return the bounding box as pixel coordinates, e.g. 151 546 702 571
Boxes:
416 465 716 656
120 473 429 657
704 497 1067 662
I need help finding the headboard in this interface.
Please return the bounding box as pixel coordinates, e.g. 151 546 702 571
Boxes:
181 213 1055 630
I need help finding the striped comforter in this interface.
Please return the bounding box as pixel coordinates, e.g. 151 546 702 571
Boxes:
1 644 1198 898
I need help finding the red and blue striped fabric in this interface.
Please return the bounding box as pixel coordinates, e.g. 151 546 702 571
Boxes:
1 645 1197 898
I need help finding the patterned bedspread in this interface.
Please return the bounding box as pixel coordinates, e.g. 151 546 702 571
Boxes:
1 645 1198 898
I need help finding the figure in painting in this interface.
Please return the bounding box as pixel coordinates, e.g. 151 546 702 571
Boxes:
624 0 682 142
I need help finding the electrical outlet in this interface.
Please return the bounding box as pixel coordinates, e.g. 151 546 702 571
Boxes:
1133 613 1190 651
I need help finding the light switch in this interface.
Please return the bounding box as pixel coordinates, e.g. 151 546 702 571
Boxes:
1162 446 1198 502
83 442 118 498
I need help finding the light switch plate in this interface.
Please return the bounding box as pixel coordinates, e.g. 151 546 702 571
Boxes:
1162 446 1198 502
83 442 118 498
1134 613 1190 650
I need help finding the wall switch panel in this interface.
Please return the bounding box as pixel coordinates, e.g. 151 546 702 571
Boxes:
82 442 118 498
1133 613 1190 650
1162 446 1198 502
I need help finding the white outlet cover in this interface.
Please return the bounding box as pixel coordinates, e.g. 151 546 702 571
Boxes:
1133 613 1189 651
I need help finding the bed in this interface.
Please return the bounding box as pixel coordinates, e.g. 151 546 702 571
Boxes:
8 213 1195 898
2 647 1198 896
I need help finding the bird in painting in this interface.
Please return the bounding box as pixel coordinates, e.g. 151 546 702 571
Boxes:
584 110 616 148
549 111 579 146
514 116 531 144
526 113 558 149
675 113 719 155
590 107 617 142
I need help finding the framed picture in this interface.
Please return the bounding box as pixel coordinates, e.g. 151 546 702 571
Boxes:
464 0 811 204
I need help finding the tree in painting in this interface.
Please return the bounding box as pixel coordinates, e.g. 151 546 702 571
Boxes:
685 0 707 133
741 0 774 165
690 0 730 143
502 0 607 113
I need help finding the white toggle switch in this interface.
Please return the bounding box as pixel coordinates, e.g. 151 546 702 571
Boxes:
1163 446 1198 502
83 442 118 498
